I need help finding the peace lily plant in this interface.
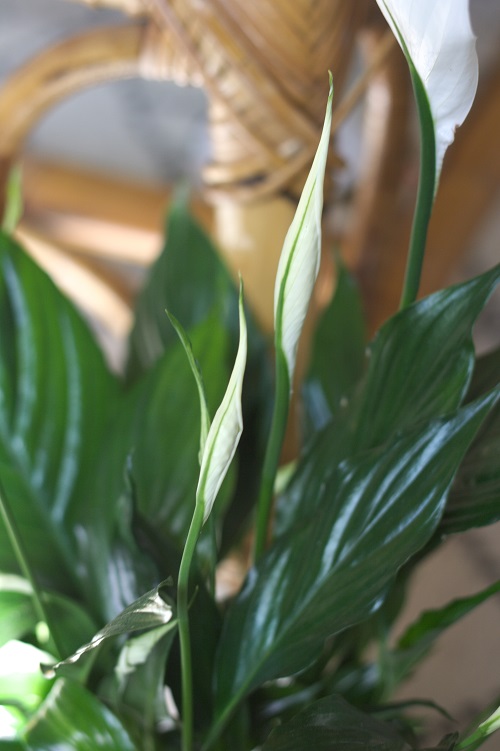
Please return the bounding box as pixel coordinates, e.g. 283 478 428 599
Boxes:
0 1 499 750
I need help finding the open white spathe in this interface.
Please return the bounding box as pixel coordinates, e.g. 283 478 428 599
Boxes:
375 0 478 184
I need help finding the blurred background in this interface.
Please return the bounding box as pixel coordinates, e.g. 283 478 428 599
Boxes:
0 0 499 745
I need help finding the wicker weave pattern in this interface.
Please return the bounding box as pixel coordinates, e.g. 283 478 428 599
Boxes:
147 0 368 201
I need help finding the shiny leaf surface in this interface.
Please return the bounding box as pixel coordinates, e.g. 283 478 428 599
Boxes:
44 580 175 678
277 266 500 536
25 680 138 750
0 233 118 592
214 392 498 726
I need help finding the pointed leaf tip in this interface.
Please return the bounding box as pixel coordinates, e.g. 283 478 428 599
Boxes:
197 283 247 523
274 81 333 384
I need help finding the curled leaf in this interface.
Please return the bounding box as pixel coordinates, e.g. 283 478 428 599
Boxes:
42 581 175 678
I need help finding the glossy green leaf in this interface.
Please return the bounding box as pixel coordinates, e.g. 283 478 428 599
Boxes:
0 233 119 592
127 314 230 542
443 348 500 533
24 680 138 750
261 694 412 751
352 269 500 450
127 197 235 380
303 260 366 433
77 313 230 620
277 266 500 536
212 392 498 734
43 580 175 679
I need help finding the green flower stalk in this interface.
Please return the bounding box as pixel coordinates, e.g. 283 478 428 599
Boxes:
375 0 478 307
174 286 247 751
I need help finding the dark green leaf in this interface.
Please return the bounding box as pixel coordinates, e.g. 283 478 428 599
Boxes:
381 580 500 690
127 197 235 380
261 694 412 751
303 260 366 432
43 580 175 679
103 623 178 746
277 266 500 537
213 392 498 731
24 679 138 750
352 266 500 449
0 233 118 592
441 346 500 534
76 312 230 620
399 580 500 650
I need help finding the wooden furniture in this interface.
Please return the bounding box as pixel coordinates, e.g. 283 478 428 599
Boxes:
0 0 498 344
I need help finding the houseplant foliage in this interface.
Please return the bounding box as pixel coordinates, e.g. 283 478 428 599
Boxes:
0 1 499 750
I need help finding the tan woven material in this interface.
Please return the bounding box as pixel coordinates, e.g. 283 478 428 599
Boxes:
147 0 369 202
0 2 383 209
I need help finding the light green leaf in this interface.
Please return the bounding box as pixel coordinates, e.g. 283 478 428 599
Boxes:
43 581 174 679
197 286 247 523
0 575 96 658
457 703 500 750
375 0 478 185
1 166 23 235
24 680 138 751
274 75 333 384
0 641 53 738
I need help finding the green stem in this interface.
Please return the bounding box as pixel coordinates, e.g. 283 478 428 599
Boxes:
253 347 290 562
0 477 61 659
177 500 205 751
399 66 436 310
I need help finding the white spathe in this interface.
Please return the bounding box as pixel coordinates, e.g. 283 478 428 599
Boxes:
274 77 333 384
197 288 247 523
375 0 478 181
